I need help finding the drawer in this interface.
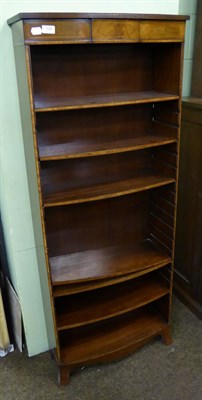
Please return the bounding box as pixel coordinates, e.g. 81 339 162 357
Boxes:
140 21 185 41
24 19 91 43
92 19 140 42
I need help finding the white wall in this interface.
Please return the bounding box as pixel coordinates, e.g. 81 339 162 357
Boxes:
1 0 181 356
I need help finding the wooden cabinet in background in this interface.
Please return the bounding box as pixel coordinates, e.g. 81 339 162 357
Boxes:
191 0 202 98
8 13 188 385
174 99 202 319
174 1 202 319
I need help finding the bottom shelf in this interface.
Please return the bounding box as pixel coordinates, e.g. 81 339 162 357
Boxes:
59 305 168 365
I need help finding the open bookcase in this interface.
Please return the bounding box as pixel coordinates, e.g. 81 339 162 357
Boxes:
8 13 188 385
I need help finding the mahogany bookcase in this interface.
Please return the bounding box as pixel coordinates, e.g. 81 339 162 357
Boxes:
8 13 188 385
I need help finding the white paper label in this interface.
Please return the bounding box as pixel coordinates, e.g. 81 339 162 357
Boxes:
42 25 55 34
31 26 42 36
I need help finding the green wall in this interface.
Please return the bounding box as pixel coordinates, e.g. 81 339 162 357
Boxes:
178 0 197 95
1 0 194 356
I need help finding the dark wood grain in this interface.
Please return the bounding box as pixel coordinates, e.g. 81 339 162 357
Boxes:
150 183 176 257
8 13 186 384
53 261 169 297
30 43 180 112
7 13 189 27
50 240 171 284
153 100 180 125
56 275 169 329
24 19 91 43
31 44 152 108
183 97 202 109
92 19 139 42
45 192 149 258
35 91 179 112
174 99 202 318
41 148 176 206
58 366 70 386
43 174 175 207
59 306 168 364
37 102 178 160
154 43 182 94
140 21 185 41
39 135 177 161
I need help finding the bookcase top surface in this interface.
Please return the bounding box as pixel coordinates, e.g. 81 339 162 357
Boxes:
7 12 189 26
183 97 202 109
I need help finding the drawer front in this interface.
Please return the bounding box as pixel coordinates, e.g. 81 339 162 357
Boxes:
92 19 140 42
140 21 185 41
24 19 91 43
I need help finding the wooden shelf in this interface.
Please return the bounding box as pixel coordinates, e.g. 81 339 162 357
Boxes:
53 261 169 297
59 307 167 364
9 12 185 386
44 174 175 207
56 276 169 329
35 91 179 112
39 134 177 161
50 240 171 285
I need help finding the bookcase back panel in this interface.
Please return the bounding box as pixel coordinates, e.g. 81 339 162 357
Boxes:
45 183 176 259
36 101 179 160
54 269 170 329
41 151 152 196
45 193 149 256
37 104 152 149
153 100 180 126
154 43 182 95
40 145 177 203
149 183 176 256
31 44 152 100
31 43 181 103
152 143 178 178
